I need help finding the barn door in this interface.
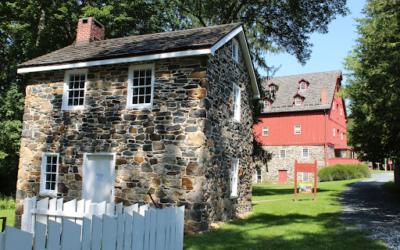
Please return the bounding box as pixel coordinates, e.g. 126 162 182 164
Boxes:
278 170 287 184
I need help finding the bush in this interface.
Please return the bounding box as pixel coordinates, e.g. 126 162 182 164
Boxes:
0 195 16 210
318 164 370 182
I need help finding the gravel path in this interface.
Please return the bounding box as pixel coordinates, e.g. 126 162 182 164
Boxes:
340 173 400 249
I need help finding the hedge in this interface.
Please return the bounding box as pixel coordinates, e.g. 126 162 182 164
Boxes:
318 164 370 182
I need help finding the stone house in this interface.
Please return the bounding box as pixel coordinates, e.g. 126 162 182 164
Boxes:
253 71 360 184
15 18 260 232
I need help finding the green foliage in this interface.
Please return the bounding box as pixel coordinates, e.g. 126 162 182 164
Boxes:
318 164 370 182
342 0 400 162
0 195 16 210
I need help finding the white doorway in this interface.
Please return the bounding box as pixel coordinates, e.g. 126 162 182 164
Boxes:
83 153 116 203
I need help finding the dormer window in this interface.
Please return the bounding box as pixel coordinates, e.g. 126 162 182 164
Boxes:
293 94 303 107
268 83 277 94
299 79 309 91
263 98 272 110
232 39 239 63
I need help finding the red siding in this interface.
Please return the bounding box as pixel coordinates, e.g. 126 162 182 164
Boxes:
254 111 326 146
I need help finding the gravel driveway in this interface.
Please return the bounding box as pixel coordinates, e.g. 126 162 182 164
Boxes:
340 173 400 249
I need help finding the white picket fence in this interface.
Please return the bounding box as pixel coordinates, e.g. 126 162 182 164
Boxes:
0 196 184 250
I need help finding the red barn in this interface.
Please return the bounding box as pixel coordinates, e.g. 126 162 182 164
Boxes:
253 70 360 184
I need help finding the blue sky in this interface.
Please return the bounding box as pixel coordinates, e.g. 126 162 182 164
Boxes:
259 1 367 85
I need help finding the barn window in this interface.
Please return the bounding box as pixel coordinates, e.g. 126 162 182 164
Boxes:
302 148 309 158
230 158 239 198
62 70 87 110
232 39 239 62
40 153 59 195
294 125 301 135
295 97 302 106
232 83 241 122
263 127 268 136
279 149 286 158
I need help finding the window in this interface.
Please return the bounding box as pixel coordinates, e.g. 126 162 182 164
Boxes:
232 83 241 122
40 153 59 195
257 169 262 183
263 100 270 109
302 148 309 158
332 101 335 110
333 127 335 137
62 69 87 110
279 149 286 158
270 85 275 93
294 125 301 135
232 39 239 62
341 132 343 140
295 97 302 106
300 82 307 90
262 127 268 136
340 108 343 116
127 64 154 109
230 158 239 198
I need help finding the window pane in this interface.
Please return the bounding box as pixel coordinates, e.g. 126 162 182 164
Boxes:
133 88 138 95
139 96 144 103
139 88 145 95
52 164 57 172
145 95 151 103
146 69 151 76
46 174 51 181
68 91 73 98
146 77 151 85
74 99 78 105
139 78 145 86
51 182 56 190
79 98 84 105
68 99 73 106
134 70 139 78
133 79 139 86
46 182 50 190
140 69 145 77
133 96 138 104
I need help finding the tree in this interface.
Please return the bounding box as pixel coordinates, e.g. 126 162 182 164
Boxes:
343 0 400 162
0 0 349 194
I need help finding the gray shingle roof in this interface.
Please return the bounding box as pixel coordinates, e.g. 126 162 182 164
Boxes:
262 70 341 113
18 23 241 68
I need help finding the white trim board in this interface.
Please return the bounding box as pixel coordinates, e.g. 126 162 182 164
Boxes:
17 27 260 99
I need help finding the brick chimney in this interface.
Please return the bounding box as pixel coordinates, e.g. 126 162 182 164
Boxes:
321 88 327 104
76 18 105 46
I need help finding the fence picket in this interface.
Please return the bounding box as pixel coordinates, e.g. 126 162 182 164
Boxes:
101 215 117 250
175 206 185 250
124 213 133 250
156 208 166 250
106 202 115 216
21 198 32 232
36 198 49 227
48 198 57 221
3 226 32 250
33 222 46 250
169 207 176 250
76 199 85 226
84 200 91 213
143 210 151 250
97 201 106 215
63 199 77 222
116 203 123 215
60 218 81 250
149 208 157 250
139 204 148 216
165 207 171 250
91 215 102 250
81 217 92 250
47 220 61 250
0 231 4 249
56 198 63 224
89 203 98 216
132 212 145 250
116 213 124 250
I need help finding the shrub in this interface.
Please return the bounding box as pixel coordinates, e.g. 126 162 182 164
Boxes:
0 195 16 210
318 164 370 182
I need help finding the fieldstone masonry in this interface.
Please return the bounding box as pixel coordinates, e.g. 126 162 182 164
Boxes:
15 38 254 232
261 145 334 183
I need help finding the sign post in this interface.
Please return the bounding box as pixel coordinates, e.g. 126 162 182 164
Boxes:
389 160 393 171
294 160 317 202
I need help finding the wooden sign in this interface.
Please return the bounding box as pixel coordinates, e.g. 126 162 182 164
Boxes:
294 160 317 201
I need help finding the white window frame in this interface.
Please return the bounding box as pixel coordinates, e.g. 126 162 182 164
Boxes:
263 100 270 109
270 85 275 93
40 153 60 196
302 147 309 158
300 82 306 91
341 132 343 140
230 158 239 198
232 39 239 63
262 127 268 136
340 107 343 116
62 69 88 110
232 83 241 123
332 101 335 110
333 127 335 137
295 97 302 106
279 149 286 158
294 125 301 135
127 64 155 109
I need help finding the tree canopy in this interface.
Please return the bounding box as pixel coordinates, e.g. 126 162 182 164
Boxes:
0 0 348 194
343 0 400 162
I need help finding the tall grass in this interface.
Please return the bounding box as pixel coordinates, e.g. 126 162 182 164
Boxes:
0 195 16 210
318 164 370 182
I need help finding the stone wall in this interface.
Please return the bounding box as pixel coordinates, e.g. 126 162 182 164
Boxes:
15 37 254 232
261 145 326 183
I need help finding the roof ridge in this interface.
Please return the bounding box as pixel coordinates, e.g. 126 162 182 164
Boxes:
268 70 341 80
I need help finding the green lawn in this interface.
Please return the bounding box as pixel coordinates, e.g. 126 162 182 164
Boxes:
0 210 15 229
184 179 386 250
370 169 393 174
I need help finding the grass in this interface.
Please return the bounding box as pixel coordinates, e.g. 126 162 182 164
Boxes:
184 178 386 250
370 169 393 174
381 181 400 197
0 210 15 229
0 195 16 210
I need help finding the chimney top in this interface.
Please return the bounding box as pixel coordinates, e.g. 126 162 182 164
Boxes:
76 17 105 46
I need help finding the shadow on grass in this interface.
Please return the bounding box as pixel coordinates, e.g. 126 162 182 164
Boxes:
184 211 386 250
